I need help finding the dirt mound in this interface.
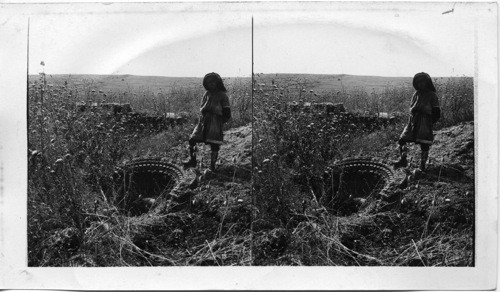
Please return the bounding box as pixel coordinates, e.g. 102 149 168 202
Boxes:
221 125 252 167
430 121 474 178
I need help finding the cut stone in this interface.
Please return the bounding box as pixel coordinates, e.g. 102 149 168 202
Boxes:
321 158 395 215
113 158 185 216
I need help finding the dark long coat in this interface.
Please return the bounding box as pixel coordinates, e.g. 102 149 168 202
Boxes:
190 91 230 145
400 91 440 145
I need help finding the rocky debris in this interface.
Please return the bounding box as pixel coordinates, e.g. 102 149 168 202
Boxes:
285 102 401 130
287 101 346 114
76 102 132 114
45 227 80 252
120 112 187 131
76 101 187 131
254 228 289 264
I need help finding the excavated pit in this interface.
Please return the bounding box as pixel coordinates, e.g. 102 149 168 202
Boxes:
113 158 184 216
321 158 394 216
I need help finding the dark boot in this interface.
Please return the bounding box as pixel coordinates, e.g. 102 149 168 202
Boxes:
393 145 408 168
183 146 197 168
210 151 219 171
420 150 429 172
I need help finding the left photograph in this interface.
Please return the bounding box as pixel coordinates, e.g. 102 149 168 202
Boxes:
27 4 253 266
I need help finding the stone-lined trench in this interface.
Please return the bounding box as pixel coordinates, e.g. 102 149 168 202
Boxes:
112 158 185 216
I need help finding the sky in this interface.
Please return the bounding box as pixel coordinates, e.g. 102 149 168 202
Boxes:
26 2 495 78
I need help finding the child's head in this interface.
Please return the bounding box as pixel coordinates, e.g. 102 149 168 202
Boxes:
413 72 436 92
203 72 227 92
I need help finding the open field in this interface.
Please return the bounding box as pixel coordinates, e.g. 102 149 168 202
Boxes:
28 73 474 266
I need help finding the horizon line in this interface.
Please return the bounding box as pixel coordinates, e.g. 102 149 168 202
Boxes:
27 72 473 79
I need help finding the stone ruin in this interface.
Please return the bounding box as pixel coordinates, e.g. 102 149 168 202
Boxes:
286 101 401 130
76 102 132 114
287 101 346 114
75 102 187 130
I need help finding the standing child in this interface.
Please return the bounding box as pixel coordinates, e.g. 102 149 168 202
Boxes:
394 72 441 171
183 72 231 171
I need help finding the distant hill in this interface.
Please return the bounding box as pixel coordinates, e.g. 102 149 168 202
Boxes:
253 73 460 93
28 74 225 93
28 73 463 93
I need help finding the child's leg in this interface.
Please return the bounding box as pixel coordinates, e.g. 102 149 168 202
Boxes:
419 143 430 171
188 139 197 152
394 138 408 168
398 139 408 156
183 138 198 168
209 143 220 171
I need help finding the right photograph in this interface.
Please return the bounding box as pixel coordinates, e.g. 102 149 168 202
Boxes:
251 2 475 266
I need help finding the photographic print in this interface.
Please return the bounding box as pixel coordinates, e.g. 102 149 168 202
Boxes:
251 2 477 266
26 3 253 267
0 1 497 290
